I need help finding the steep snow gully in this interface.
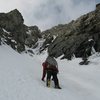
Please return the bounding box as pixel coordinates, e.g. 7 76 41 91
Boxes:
0 45 100 100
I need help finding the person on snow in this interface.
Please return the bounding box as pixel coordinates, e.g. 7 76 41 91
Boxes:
44 55 61 89
41 60 54 81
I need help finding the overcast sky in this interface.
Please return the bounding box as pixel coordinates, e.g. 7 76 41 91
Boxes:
0 0 99 31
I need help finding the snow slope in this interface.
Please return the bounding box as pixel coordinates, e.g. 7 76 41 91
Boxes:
0 45 100 100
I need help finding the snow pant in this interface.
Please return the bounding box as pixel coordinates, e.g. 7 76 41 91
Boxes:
46 70 59 87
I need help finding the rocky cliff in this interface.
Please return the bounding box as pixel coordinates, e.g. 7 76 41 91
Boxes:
0 4 100 59
41 3 100 59
0 9 41 53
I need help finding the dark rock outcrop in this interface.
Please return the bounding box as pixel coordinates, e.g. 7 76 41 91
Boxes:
0 9 24 32
0 4 100 58
0 9 41 53
42 3 100 59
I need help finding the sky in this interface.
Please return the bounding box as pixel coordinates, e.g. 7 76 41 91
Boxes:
96 0 100 4
0 0 99 30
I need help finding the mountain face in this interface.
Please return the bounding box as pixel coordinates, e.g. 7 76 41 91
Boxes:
0 4 100 59
0 9 41 53
41 3 100 59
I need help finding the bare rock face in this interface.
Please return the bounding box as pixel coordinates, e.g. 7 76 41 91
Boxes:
0 9 41 53
0 4 100 58
25 26 41 48
42 3 100 59
0 9 24 32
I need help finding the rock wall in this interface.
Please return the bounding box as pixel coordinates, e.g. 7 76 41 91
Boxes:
0 4 100 59
0 9 41 53
42 3 100 59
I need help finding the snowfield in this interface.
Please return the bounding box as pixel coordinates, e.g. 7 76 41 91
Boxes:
0 45 100 100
